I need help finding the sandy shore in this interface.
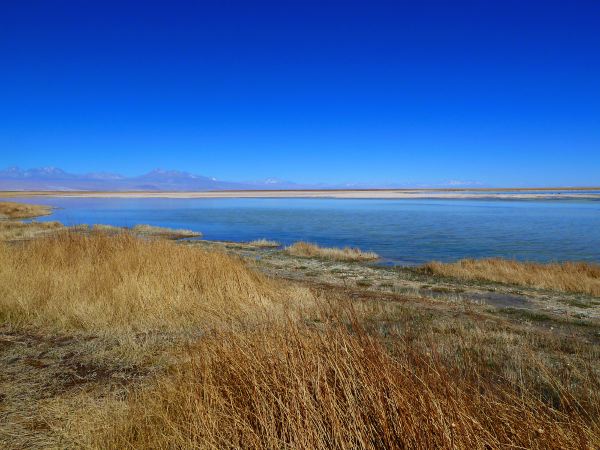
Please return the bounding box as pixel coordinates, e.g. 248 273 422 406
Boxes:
1 188 600 200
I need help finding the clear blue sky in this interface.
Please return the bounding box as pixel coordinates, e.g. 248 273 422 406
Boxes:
1 1 599 186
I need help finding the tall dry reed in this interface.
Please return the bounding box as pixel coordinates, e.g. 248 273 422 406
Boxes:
98 321 598 449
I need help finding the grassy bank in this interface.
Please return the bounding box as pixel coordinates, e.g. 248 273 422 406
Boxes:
0 201 52 219
0 232 309 333
424 258 600 297
0 219 64 240
0 200 203 242
0 201 63 240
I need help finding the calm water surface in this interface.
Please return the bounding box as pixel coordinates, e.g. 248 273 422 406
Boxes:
5 197 600 265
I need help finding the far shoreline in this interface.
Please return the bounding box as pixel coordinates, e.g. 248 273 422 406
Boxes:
1 187 600 200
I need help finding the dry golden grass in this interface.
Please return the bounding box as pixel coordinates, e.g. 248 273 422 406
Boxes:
0 231 310 333
131 224 202 239
0 201 63 241
0 220 64 240
2 231 599 448
0 231 315 448
92 223 202 240
247 238 281 247
424 258 600 297
0 201 52 219
286 241 379 261
96 318 599 449
91 223 122 232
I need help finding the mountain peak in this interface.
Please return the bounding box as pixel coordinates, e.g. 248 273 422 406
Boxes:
35 166 66 174
85 172 125 180
0 166 70 178
138 169 205 180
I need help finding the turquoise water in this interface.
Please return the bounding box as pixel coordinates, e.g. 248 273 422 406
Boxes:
5 197 600 265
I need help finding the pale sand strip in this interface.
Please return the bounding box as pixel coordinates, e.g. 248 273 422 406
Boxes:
1 189 600 200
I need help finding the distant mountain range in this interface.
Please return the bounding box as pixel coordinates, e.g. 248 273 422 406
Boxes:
0 167 305 191
0 166 488 191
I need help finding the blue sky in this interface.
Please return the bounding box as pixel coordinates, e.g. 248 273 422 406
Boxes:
1 0 599 186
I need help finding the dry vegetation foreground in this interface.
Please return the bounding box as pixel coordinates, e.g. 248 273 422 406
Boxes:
0 232 315 448
0 231 599 449
1 202 600 448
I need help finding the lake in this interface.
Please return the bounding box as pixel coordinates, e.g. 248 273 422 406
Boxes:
5 197 600 265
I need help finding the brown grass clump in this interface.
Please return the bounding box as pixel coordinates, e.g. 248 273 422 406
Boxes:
424 258 600 297
92 224 202 240
286 241 379 261
247 238 281 247
98 321 598 449
0 201 52 219
131 224 202 239
0 231 311 333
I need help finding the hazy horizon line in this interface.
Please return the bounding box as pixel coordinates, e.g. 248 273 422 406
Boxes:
1 165 599 191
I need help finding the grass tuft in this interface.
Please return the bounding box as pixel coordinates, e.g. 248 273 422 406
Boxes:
91 224 123 233
131 224 202 239
285 241 379 261
92 223 202 240
247 238 281 247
